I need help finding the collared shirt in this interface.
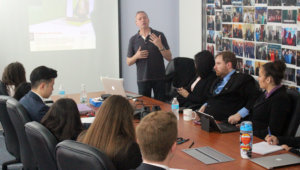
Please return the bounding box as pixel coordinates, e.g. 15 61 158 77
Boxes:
203 70 249 118
214 70 236 94
143 162 169 170
31 90 44 103
140 31 151 40
265 85 282 99
127 28 170 81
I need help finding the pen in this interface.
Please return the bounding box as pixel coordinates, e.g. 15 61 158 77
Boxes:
268 126 273 144
189 141 194 148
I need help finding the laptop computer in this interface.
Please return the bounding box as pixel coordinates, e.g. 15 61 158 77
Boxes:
101 77 142 98
196 111 239 133
250 153 300 169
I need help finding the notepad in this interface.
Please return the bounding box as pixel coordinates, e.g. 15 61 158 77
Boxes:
252 141 283 155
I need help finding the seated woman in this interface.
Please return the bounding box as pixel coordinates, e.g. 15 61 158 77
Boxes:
266 135 300 156
78 95 142 170
0 62 26 96
41 98 83 142
13 82 31 100
177 50 216 109
251 60 291 139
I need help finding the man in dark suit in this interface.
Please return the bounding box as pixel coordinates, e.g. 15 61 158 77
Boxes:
199 51 260 124
20 66 57 122
135 111 177 170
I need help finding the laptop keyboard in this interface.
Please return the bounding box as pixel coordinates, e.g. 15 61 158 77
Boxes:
217 121 239 132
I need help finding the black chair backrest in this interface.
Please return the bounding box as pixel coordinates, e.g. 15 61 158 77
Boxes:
6 98 37 170
56 140 116 170
165 57 196 101
0 95 20 160
25 121 58 170
284 89 300 137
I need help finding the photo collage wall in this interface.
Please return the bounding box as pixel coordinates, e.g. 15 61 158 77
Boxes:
205 0 300 91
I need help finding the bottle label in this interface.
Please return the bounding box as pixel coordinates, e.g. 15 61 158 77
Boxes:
172 104 179 110
240 133 252 158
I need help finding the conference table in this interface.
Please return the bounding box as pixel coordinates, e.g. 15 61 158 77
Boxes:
52 92 300 170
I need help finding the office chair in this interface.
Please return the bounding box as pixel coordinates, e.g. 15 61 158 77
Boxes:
56 140 116 170
0 95 21 170
165 57 196 103
25 121 58 170
284 89 300 137
6 98 37 170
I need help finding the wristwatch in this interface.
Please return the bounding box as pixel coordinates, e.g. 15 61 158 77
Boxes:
159 47 165 51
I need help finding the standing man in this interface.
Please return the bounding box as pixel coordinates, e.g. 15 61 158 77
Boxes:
127 11 172 101
20 66 57 122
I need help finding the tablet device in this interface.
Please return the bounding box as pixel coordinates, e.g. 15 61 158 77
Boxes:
196 111 239 133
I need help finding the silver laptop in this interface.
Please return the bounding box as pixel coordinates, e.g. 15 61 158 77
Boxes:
101 77 142 98
250 153 300 169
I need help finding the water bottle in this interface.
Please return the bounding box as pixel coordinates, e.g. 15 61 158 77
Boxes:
171 97 179 120
58 84 66 98
80 84 87 104
240 121 253 159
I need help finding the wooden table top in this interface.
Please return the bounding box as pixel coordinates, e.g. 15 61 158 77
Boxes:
52 92 300 170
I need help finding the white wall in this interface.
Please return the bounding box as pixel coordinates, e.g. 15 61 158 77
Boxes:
179 0 203 58
0 0 119 94
120 0 179 94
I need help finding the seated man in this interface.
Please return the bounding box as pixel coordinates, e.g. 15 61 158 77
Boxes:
20 66 57 122
135 111 177 170
200 51 260 124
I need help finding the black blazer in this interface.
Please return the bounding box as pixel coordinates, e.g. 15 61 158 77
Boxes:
252 86 291 139
19 91 49 122
179 72 217 108
113 141 142 170
135 163 166 170
205 72 260 121
0 81 8 95
278 136 300 156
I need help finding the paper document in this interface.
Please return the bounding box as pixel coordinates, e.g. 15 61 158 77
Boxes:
81 117 95 124
252 141 283 155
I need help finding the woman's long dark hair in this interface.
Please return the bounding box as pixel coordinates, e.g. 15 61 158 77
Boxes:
80 95 135 161
2 62 26 87
41 98 83 141
194 50 215 79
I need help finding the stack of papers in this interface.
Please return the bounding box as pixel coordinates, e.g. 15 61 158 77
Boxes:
252 141 283 155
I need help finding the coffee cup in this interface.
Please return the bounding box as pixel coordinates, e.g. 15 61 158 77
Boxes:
183 109 196 121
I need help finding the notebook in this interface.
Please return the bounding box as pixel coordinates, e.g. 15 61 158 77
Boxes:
250 153 300 169
101 77 142 98
196 111 239 133
182 146 234 164
252 141 283 155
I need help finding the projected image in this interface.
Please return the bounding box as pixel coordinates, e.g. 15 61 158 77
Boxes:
29 0 96 51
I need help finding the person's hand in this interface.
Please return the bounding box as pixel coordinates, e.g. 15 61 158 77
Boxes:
265 135 279 145
135 46 148 59
199 104 206 113
149 33 163 48
281 144 292 151
177 87 189 98
228 113 241 124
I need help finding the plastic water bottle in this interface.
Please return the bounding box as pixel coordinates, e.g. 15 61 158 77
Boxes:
80 84 87 104
171 97 179 120
240 121 253 159
58 84 66 98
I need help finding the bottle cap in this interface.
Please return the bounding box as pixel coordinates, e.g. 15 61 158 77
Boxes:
240 123 253 131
